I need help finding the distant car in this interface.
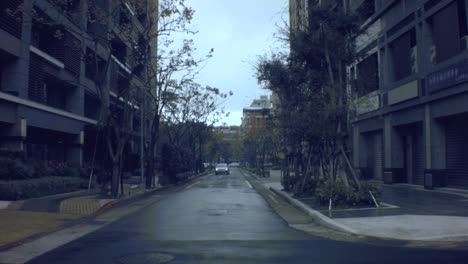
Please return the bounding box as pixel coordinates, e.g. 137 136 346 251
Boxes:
228 162 240 167
215 163 229 175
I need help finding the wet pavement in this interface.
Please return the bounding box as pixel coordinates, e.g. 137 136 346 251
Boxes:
26 168 468 263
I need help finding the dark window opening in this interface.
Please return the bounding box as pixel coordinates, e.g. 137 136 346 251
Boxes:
111 38 127 65
44 76 69 111
31 13 81 75
84 93 101 120
133 115 141 132
428 0 466 64
31 18 65 60
87 4 108 47
390 29 417 82
356 0 375 22
85 48 106 83
0 0 22 39
355 52 379 97
116 70 130 94
119 4 131 28
49 0 81 23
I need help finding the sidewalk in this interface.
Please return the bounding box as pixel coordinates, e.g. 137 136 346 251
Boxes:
259 170 468 242
0 181 155 250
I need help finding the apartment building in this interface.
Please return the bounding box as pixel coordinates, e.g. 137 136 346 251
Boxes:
350 0 468 189
241 95 273 133
0 0 155 169
289 0 468 189
212 126 241 143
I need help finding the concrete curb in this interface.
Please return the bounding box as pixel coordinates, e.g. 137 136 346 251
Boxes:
269 187 359 235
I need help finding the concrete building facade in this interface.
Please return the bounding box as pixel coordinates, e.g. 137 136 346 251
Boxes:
350 0 468 189
0 0 155 169
289 0 468 189
241 95 273 133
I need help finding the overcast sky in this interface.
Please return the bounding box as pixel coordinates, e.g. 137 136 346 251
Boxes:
185 0 288 126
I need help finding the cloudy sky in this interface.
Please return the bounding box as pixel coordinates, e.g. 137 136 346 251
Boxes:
185 0 288 126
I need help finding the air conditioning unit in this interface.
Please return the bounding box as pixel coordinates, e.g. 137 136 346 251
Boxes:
430 45 437 65
460 35 468 51
410 46 418 74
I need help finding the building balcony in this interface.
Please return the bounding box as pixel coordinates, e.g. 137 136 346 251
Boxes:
353 90 381 116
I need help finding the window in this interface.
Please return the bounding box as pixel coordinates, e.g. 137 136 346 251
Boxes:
356 0 375 22
85 48 106 83
0 0 22 39
111 38 127 64
45 78 68 110
428 0 467 64
84 93 101 120
389 29 417 82
355 52 379 97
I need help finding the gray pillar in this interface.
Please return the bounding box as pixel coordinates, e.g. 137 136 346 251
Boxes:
430 118 446 170
3 118 27 151
2 0 34 98
352 125 360 167
67 131 84 167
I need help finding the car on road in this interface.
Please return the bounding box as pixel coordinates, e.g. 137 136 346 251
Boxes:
215 163 229 175
228 162 240 167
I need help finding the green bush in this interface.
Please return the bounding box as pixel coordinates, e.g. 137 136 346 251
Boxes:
315 178 381 207
0 149 26 160
281 176 301 192
0 157 34 181
0 177 87 200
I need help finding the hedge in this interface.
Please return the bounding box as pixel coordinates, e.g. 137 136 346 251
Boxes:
0 177 87 201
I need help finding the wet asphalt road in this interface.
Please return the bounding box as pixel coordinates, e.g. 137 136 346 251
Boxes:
28 168 468 263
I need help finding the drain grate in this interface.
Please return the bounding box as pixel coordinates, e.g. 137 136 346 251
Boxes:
116 252 174 264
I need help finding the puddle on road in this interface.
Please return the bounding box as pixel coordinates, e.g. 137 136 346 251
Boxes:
200 208 229 216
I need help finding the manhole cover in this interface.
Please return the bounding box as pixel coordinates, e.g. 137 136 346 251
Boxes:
116 252 174 264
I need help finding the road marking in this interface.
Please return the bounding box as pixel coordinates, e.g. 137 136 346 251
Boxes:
185 181 200 189
245 180 253 189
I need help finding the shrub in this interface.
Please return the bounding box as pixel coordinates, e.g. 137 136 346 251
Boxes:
0 157 34 180
81 164 111 184
46 160 70 176
281 176 302 192
29 159 48 178
0 177 87 200
315 179 381 207
0 149 26 160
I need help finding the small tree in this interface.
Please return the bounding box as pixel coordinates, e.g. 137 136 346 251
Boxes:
256 4 363 195
142 0 217 188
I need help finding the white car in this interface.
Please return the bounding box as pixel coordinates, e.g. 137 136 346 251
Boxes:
215 163 230 175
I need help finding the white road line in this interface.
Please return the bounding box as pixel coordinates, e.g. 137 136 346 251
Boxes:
245 180 253 189
185 181 200 189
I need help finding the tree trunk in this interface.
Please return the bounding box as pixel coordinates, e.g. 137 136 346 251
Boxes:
111 161 119 198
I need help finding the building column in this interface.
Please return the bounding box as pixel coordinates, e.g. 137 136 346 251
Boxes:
2 118 27 152
2 0 34 98
352 124 359 167
67 130 84 167
424 106 446 188
383 115 404 183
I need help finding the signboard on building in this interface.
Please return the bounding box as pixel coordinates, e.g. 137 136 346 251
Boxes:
427 58 468 93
